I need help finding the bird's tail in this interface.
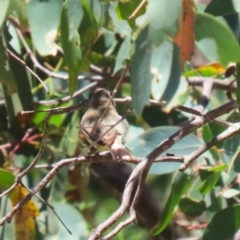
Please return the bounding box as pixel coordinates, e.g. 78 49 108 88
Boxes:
110 141 132 160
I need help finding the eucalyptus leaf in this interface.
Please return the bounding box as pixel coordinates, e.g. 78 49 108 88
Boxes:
154 172 194 235
61 1 82 96
130 26 151 116
203 205 240 240
147 0 181 46
126 126 204 175
0 0 9 29
27 0 62 56
195 12 240 66
0 169 15 192
151 41 173 101
205 0 240 16
67 0 83 40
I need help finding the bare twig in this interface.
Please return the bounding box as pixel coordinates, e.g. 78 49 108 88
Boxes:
129 0 147 19
0 153 183 226
175 105 234 127
187 77 236 93
91 99 236 239
6 48 49 93
38 82 97 106
180 122 240 170
9 128 34 163
22 183 72 234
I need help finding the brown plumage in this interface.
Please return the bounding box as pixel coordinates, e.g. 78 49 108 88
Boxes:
80 89 131 159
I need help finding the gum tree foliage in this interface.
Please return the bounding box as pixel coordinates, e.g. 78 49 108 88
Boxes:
0 0 240 239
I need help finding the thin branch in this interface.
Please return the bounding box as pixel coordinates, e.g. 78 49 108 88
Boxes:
9 127 35 162
6 48 49 93
92 99 236 239
175 105 234 127
187 77 236 93
37 82 97 106
180 122 240 170
129 0 147 19
0 153 183 226
22 183 72 234
0 183 17 199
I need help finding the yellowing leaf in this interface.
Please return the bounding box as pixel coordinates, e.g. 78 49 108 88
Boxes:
184 63 226 77
8 185 39 240
174 0 195 67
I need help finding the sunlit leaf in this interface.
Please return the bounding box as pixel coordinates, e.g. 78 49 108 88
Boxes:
9 185 39 240
222 189 240 199
184 63 226 77
198 165 226 195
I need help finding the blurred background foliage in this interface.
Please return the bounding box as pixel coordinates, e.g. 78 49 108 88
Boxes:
1 0 240 239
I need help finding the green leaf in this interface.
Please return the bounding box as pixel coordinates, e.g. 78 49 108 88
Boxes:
0 37 17 95
198 166 225 195
114 37 131 74
179 197 206 217
27 0 62 56
147 0 181 46
150 41 173 101
32 104 68 129
161 45 183 112
78 2 98 57
59 111 79 156
67 0 83 40
0 169 15 192
8 0 28 28
7 48 33 111
0 0 9 29
117 0 146 28
130 26 151 116
126 126 203 175
205 0 240 16
237 62 240 111
109 3 131 73
46 202 89 239
61 1 82 96
223 132 240 166
222 189 240 199
203 205 240 240
195 12 240 66
154 172 194 235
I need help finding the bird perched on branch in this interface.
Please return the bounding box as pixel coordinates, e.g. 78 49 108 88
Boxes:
79 89 131 160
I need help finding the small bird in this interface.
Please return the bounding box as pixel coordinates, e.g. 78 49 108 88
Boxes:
79 89 131 159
